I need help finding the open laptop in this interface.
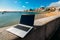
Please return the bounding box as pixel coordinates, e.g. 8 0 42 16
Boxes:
6 15 35 38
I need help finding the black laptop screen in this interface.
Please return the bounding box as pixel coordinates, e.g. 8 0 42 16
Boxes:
20 15 35 26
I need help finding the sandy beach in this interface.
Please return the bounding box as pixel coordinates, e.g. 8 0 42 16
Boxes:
35 11 60 19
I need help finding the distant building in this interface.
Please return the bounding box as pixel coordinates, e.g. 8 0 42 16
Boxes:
34 7 45 12
39 7 45 10
49 7 56 12
45 7 56 12
58 8 60 11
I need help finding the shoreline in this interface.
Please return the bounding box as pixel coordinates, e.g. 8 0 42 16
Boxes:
0 11 60 40
0 11 60 28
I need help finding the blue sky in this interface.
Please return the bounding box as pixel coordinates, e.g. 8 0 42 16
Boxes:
0 0 59 11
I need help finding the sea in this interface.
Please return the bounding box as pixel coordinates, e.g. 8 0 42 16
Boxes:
0 12 37 28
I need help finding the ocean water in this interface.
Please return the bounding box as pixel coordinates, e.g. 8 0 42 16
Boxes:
0 12 37 28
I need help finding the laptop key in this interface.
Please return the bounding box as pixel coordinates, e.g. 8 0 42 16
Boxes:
15 25 30 32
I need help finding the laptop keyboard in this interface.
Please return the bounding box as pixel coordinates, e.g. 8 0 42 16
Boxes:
15 25 30 32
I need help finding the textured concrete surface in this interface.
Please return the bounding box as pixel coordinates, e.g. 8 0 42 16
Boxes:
34 15 60 26
0 27 18 40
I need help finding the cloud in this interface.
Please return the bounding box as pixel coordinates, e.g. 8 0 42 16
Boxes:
48 1 60 8
25 2 29 4
22 5 26 8
14 1 18 3
40 5 44 7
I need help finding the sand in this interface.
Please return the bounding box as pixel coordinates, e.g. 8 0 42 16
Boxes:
35 11 60 19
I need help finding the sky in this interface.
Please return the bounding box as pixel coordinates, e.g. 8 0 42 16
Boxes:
0 0 60 11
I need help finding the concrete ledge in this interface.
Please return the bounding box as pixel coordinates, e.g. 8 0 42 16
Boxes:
34 15 60 26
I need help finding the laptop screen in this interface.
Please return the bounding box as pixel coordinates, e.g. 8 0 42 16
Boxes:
20 15 35 26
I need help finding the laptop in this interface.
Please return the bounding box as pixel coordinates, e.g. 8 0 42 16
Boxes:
6 15 35 38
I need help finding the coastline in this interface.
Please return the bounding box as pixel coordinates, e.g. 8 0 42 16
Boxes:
0 11 60 40
0 11 60 28
0 11 60 29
